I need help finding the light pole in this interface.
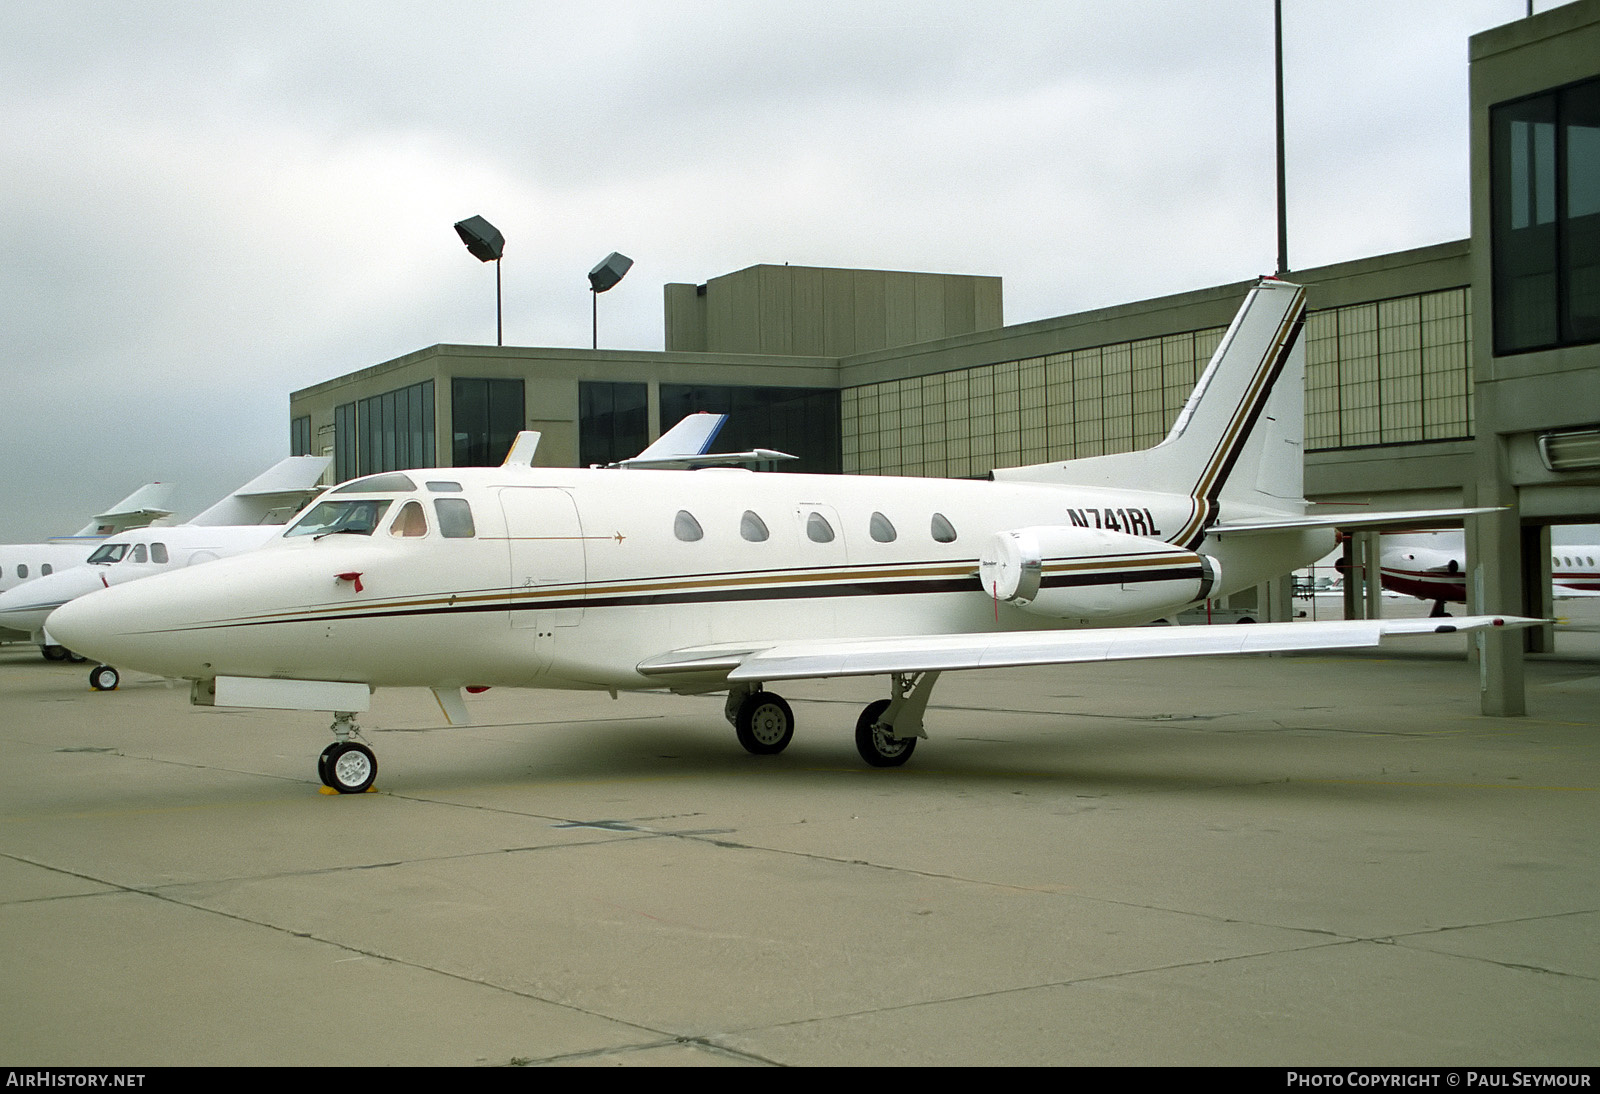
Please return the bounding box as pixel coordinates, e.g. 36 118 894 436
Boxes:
588 252 633 349
454 215 505 346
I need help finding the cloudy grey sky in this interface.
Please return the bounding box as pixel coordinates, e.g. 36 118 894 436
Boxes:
0 1 1557 541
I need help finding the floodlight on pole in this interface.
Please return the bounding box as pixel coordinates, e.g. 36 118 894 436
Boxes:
454 215 505 346
588 251 633 349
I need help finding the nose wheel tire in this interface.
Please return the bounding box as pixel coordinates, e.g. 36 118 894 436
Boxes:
855 699 916 767
322 742 377 793
89 665 120 691
735 692 795 755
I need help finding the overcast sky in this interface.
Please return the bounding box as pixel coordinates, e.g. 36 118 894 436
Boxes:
0 1 1568 541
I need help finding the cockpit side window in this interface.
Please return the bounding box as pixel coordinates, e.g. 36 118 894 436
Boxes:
434 498 475 538
150 543 168 564
390 501 428 538
87 543 130 564
285 499 394 538
131 544 148 563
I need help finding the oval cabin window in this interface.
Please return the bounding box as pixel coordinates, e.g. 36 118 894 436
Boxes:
931 513 957 543
740 511 769 542
806 512 835 543
675 510 704 542
869 512 897 543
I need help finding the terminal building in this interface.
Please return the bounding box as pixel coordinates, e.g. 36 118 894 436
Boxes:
289 1 1600 715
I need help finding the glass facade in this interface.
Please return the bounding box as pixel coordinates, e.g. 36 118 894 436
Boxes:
358 380 435 476
451 377 524 466
579 381 648 467
330 382 435 483
659 384 841 474
845 287 1475 475
845 327 1223 476
1491 76 1600 354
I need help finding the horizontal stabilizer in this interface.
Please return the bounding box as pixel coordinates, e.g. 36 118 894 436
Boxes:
637 615 1543 684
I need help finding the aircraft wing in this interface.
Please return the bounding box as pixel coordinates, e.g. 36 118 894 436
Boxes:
636 615 1541 684
1210 507 1499 535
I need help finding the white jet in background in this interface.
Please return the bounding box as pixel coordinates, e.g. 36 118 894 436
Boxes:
47 279 1537 794
0 455 329 679
1380 530 1600 616
0 482 177 601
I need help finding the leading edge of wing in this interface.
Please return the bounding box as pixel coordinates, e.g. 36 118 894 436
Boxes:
635 616 1543 683
1210 507 1499 535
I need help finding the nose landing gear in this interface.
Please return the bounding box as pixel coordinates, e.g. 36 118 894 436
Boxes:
318 712 377 793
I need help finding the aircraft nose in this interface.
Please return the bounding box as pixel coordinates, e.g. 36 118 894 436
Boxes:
0 570 103 632
44 581 169 669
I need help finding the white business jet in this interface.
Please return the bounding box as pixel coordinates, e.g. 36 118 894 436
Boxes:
46 278 1535 793
0 482 177 602
0 455 330 674
1381 530 1600 616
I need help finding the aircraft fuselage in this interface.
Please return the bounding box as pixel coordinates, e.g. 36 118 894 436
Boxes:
47 465 1332 692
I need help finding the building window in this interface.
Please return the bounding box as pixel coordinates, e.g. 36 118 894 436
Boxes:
332 384 436 482
452 378 524 466
291 415 312 457
1491 76 1600 354
335 402 357 483
579 381 648 467
352 381 435 477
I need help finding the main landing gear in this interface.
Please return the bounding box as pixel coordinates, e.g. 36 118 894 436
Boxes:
725 671 942 768
727 685 795 755
318 712 377 794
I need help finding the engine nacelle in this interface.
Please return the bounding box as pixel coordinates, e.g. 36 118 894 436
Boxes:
977 525 1221 621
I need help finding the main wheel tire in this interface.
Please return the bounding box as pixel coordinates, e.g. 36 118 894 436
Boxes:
317 743 342 788
41 645 69 662
326 742 377 794
855 698 917 767
735 692 795 755
89 665 119 691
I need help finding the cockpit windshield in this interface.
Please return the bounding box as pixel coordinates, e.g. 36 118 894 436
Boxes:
86 543 131 564
285 499 394 538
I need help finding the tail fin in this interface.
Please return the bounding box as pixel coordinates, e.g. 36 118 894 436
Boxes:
188 455 332 526
993 277 1307 539
71 482 177 538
